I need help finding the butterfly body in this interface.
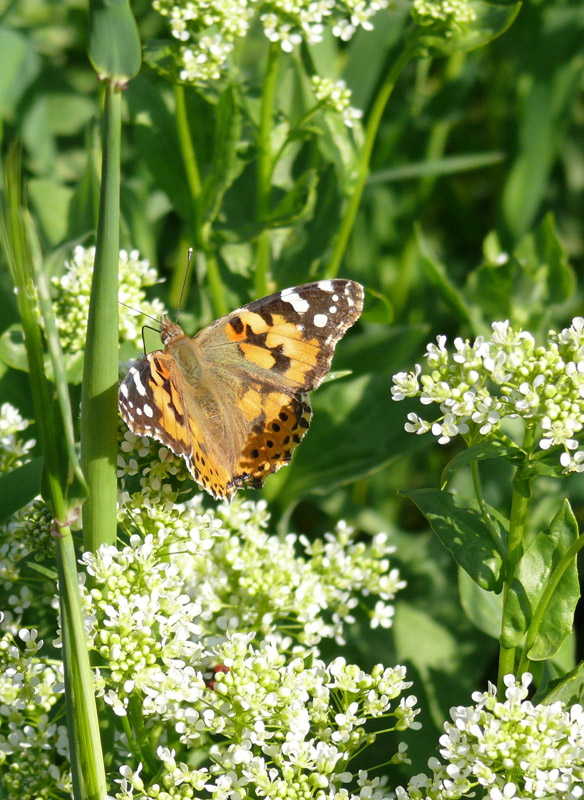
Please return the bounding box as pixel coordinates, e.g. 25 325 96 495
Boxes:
119 279 364 501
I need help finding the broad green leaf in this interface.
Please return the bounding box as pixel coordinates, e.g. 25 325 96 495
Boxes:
203 86 243 224
503 60 584 238
88 0 141 85
0 323 30 372
535 661 584 707
0 28 40 118
402 488 506 592
22 98 57 177
276 374 428 499
415 225 481 333
125 76 192 221
28 179 74 246
360 287 393 324
394 601 460 671
514 213 576 306
267 169 318 227
466 214 576 335
502 500 580 656
415 2 521 58
271 164 342 287
441 440 525 487
0 458 43 524
459 566 502 639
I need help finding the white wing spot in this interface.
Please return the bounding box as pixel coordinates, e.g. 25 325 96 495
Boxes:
136 407 143 416
329 306 337 314
314 313 328 328
128 401 134 409
281 288 310 314
332 294 339 302
120 382 129 398
143 404 154 418
131 368 148 397
318 280 334 292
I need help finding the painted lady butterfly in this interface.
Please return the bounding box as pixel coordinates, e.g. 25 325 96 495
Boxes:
119 279 364 501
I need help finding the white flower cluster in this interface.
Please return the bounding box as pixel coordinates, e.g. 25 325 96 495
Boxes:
0 402 35 474
152 0 389 81
52 246 164 354
117 427 190 511
0 622 70 798
312 75 363 128
80 498 403 711
396 673 584 800
74 496 412 798
392 318 584 474
412 0 477 27
115 632 418 799
260 0 389 51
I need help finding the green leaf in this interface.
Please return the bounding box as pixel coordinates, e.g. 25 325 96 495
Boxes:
125 76 193 222
415 2 521 58
441 440 525 487
276 375 428 499
88 0 141 86
466 214 576 334
0 27 41 118
361 286 393 324
503 57 584 238
402 488 506 592
0 458 43 524
267 169 319 227
502 500 580 656
28 179 74 246
0 323 30 372
203 86 243 224
459 567 502 638
415 225 480 333
535 661 584 707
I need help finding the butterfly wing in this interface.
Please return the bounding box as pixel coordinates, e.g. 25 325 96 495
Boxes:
118 349 233 499
194 279 364 493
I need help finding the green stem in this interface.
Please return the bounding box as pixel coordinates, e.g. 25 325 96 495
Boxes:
57 529 107 800
174 83 203 207
173 83 227 316
325 36 418 279
81 81 121 552
470 460 506 559
255 43 281 297
127 693 158 775
517 529 584 676
497 426 535 696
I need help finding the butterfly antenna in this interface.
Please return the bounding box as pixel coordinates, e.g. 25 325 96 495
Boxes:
176 247 194 323
119 300 161 327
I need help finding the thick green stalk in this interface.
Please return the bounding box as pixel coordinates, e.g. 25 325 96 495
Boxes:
325 37 418 279
2 145 105 800
57 530 107 800
254 43 281 297
497 426 535 696
81 82 121 552
174 83 227 316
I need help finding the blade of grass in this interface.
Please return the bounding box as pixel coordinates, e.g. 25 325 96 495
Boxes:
1 144 105 800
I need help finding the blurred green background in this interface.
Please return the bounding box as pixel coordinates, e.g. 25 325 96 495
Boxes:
1 0 583 776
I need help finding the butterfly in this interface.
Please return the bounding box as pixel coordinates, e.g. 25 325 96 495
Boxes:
118 279 364 501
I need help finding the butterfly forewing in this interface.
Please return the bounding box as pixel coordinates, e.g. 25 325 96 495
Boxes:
199 279 364 392
119 279 364 501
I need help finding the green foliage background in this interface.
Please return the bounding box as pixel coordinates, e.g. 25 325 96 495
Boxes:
1 0 584 778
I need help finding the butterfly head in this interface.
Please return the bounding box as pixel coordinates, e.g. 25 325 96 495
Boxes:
160 315 186 346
